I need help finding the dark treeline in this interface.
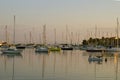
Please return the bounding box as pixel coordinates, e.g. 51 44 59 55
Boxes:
82 37 120 47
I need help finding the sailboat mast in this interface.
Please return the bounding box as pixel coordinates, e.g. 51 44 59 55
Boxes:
13 15 16 44
62 32 64 44
24 33 26 44
39 33 41 44
54 28 56 44
95 25 97 38
77 33 80 45
5 25 8 43
43 25 46 45
95 25 97 46
116 18 119 48
71 32 73 45
66 25 68 44
32 27 35 44
29 32 32 44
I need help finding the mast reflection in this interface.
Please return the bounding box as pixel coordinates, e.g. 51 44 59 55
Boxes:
114 53 118 80
1 53 22 80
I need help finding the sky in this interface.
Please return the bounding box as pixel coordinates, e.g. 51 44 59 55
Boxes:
0 0 120 44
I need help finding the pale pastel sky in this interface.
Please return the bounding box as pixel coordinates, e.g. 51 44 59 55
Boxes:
0 0 120 44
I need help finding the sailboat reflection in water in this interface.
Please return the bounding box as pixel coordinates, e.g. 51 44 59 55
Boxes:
1 53 22 80
88 54 103 64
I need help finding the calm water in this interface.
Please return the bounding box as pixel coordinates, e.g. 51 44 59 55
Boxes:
0 48 120 80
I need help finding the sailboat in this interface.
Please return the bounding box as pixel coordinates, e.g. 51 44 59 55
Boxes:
35 46 49 52
61 26 73 50
35 25 49 53
2 47 22 54
0 25 9 50
49 28 61 51
105 18 120 52
26 31 35 48
49 46 61 51
16 44 26 49
1 16 22 54
86 46 106 52
86 26 106 52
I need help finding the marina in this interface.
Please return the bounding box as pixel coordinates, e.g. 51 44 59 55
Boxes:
0 0 120 80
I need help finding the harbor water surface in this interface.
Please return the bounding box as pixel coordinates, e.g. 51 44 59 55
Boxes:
0 48 119 80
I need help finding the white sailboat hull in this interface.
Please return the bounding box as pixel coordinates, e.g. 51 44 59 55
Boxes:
1 48 22 54
35 47 49 52
105 48 120 52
